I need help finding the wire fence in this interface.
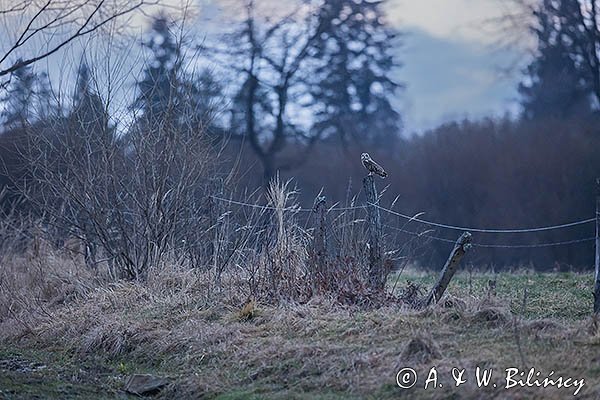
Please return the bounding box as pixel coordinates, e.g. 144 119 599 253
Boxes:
370 203 595 233
211 195 597 250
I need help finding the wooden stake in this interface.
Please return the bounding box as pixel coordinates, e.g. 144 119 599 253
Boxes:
426 232 472 306
363 175 384 291
312 195 329 292
594 179 600 313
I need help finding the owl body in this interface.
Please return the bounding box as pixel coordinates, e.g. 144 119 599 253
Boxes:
361 153 387 178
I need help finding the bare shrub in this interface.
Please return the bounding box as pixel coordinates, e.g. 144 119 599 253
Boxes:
7 51 226 280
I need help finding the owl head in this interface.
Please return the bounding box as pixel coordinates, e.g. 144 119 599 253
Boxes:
361 153 370 161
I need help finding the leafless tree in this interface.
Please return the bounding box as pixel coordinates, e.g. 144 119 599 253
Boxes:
504 0 600 105
219 0 327 183
0 0 156 84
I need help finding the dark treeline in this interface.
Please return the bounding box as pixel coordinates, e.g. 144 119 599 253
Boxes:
225 0 600 269
0 0 599 271
281 116 600 269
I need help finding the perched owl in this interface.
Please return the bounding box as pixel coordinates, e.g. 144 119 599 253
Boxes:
361 153 387 178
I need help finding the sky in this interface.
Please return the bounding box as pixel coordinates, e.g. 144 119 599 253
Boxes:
153 0 531 133
0 0 532 134
385 0 528 133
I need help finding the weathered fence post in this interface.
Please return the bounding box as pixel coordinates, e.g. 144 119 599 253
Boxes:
426 232 472 306
363 175 384 291
206 179 224 293
594 178 600 313
312 195 329 292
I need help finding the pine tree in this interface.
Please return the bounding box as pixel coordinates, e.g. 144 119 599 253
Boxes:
310 0 402 146
1 59 37 130
36 72 56 121
132 14 222 135
72 62 110 137
131 14 182 127
180 68 225 134
519 1 591 120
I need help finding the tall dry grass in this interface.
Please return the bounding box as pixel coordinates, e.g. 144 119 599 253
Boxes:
0 171 416 352
0 229 95 338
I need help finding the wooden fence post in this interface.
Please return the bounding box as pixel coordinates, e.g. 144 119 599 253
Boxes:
594 178 600 313
426 232 472 306
313 195 329 292
363 175 384 291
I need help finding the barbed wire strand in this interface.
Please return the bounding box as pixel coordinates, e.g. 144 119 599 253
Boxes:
372 203 595 233
212 196 596 233
383 223 458 244
211 195 360 213
471 237 595 249
383 223 595 248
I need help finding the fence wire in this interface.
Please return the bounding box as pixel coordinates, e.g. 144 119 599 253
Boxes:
383 223 595 248
210 195 360 213
471 237 595 249
211 196 597 249
212 196 594 233
371 203 595 234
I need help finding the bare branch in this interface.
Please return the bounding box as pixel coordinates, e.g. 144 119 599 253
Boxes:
0 0 155 78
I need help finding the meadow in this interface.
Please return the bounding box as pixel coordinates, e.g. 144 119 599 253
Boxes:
1 250 599 400
2 1 600 399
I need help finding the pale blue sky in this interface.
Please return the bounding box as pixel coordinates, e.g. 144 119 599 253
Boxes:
0 0 530 134
198 0 530 133
385 0 528 133
396 27 523 133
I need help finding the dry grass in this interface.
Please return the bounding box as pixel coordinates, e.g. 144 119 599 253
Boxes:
2 251 600 399
0 246 96 338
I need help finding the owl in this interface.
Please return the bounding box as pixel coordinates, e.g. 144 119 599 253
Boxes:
361 153 387 178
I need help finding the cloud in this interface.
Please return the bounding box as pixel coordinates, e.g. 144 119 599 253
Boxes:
395 28 521 133
386 0 507 44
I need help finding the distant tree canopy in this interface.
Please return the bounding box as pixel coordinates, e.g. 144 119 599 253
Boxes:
131 14 223 137
311 0 401 146
520 0 600 118
225 0 402 182
1 60 38 129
